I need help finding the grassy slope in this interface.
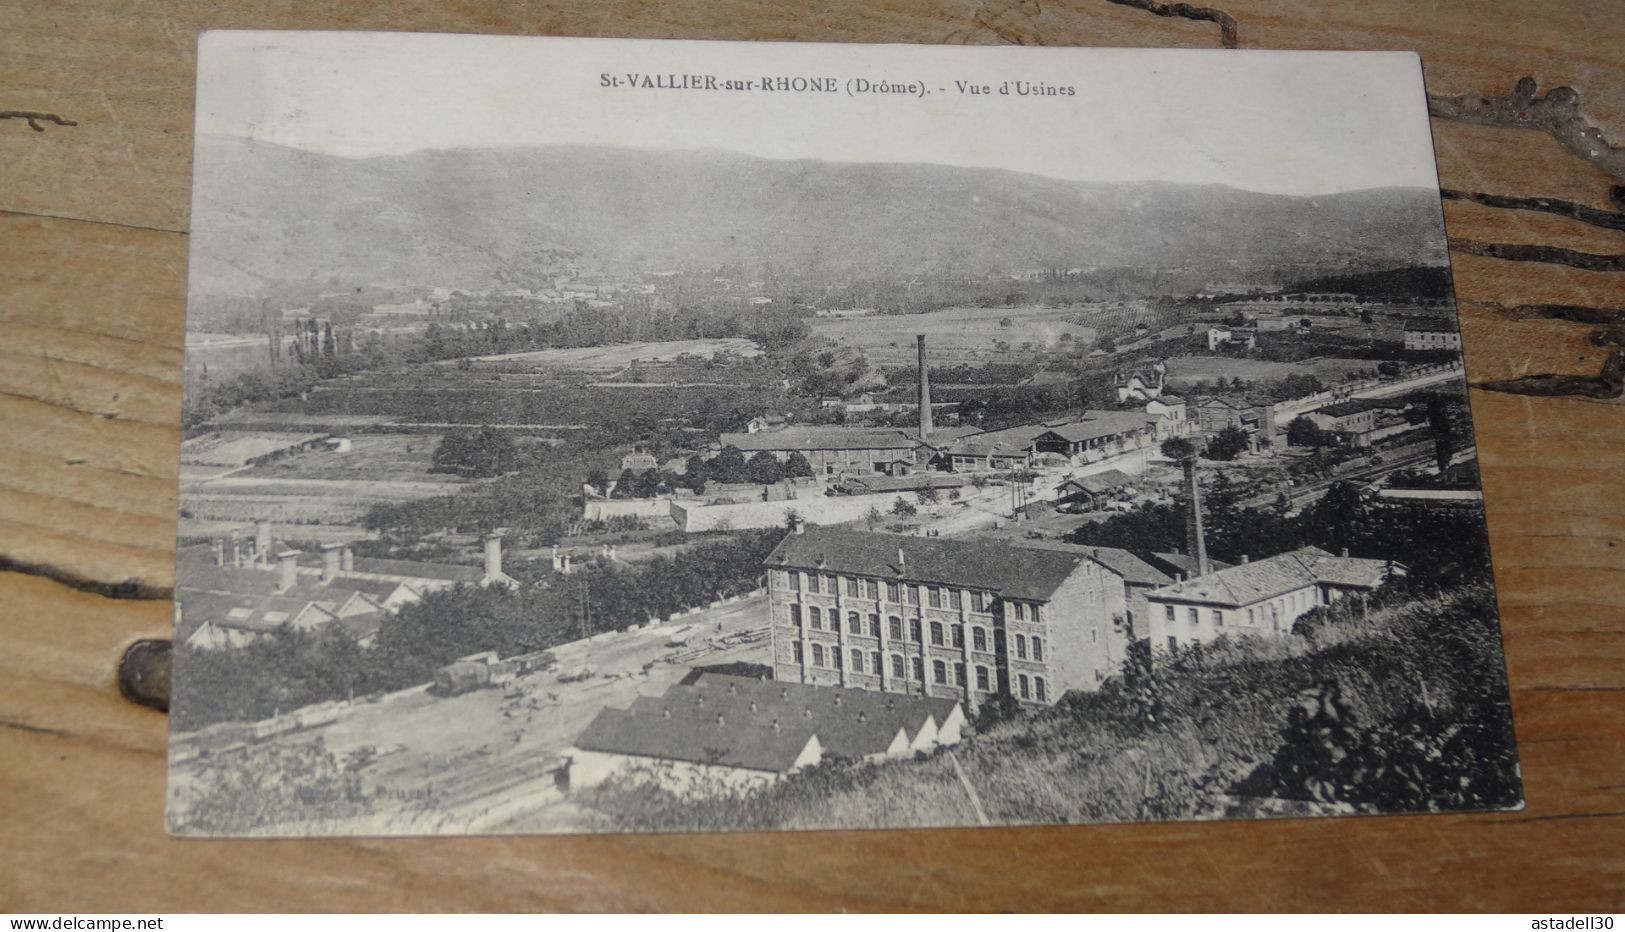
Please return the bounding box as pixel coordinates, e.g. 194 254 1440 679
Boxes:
579 584 1520 832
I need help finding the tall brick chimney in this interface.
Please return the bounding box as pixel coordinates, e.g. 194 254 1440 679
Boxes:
1182 456 1210 577
916 334 933 439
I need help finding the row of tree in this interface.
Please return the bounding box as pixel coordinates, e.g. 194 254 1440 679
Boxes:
1067 473 1491 591
173 528 787 732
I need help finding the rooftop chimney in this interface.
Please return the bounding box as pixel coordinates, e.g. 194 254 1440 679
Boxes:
340 546 354 573
320 542 342 583
715 713 725 727
897 546 906 568
791 516 805 535
1241 554 1250 564
1341 547 1350 558
211 539 224 567
276 549 300 593
254 520 272 567
484 533 504 581
916 334 934 439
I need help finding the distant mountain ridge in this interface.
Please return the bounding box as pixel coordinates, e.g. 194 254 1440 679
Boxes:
189 135 1450 295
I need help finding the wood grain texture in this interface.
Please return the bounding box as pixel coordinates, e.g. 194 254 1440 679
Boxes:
1 0 1623 912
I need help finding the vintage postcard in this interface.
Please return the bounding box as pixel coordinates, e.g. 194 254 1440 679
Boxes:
169 32 1521 836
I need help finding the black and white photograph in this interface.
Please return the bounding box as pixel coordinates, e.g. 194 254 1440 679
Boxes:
167 32 1522 837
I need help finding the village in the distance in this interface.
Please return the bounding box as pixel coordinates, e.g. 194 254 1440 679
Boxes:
168 142 1522 836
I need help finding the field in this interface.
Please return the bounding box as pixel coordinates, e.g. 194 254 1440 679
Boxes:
464 338 762 370
239 433 451 483
1163 355 1378 386
811 305 1100 365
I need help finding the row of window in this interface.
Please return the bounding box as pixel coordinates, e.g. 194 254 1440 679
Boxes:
787 605 1041 656
778 570 1038 621
1161 589 1314 632
790 642 1046 698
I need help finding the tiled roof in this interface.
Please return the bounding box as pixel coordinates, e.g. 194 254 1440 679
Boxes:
574 675 960 770
178 589 336 634
1143 552 1235 580
837 474 967 495
765 526 1092 601
1034 411 1158 444
1405 318 1458 332
1010 541 1172 588
1316 401 1372 418
573 688 821 773
1148 546 1393 607
718 428 922 452
1057 469 1134 495
178 564 417 602
688 674 958 759
349 555 483 583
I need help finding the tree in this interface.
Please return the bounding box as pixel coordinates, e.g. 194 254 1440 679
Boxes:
890 497 917 517
864 506 883 530
783 451 815 479
745 451 784 485
710 446 748 484
1161 437 1197 462
431 426 519 478
1425 394 1457 475
1287 416 1331 448
917 486 940 505
1204 425 1250 461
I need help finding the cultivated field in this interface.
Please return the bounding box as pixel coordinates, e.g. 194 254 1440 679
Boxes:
464 338 762 370
811 305 1100 365
239 433 451 483
1163 355 1378 386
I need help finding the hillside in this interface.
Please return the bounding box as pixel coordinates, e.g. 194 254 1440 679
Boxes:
575 584 1520 832
189 135 1450 295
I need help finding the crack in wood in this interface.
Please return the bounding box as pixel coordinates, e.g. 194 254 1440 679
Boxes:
1449 237 1625 272
1490 809 1625 825
1474 350 1625 400
0 718 71 737
0 109 78 132
1429 78 1625 184
0 554 170 601
1469 300 1625 326
1104 0 1238 47
1441 188 1625 233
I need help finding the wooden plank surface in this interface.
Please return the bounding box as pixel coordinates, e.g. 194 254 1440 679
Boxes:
2 0 1622 912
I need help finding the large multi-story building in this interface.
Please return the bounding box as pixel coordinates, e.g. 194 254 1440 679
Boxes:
762 525 1141 709
1404 318 1462 351
1145 545 1400 653
716 427 928 477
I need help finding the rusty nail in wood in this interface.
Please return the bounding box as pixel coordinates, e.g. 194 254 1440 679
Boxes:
119 639 171 712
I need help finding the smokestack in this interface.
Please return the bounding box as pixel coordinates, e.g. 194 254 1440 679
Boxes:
1182 457 1210 577
484 533 504 580
916 334 934 439
320 542 342 583
254 520 272 567
276 549 300 593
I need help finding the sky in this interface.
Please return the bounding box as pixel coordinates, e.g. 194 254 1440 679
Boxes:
195 31 1442 197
